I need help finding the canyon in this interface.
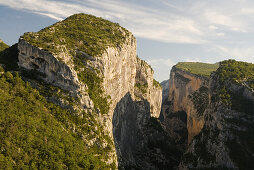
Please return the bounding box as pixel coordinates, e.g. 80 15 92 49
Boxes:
0 13 253 170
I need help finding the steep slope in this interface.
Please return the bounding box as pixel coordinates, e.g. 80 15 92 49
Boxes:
113 59 180 169
180 60 254 169
6 13 164 168
161 62 218 144
0 68 113 169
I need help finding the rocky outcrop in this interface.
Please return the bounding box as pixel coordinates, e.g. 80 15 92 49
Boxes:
17 20 162 168
18 39 80 91
180 71 254 169
135 57 162 118
18 39 94 113
161 66 209 143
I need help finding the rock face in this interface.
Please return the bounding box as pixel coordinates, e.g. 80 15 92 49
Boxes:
180 71 254 169
18 39 80 91
113 93 183 169
160 79 170 102
18 39 94 113
161 66 209 143
17 16 162 168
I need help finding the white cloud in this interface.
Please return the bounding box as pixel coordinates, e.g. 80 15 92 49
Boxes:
216 32 225 37
209 45 254 63
147 58 175 68
1 0 254 81
2 0 254 45
159 0 183 11
0 0 206 44
35 12 63 21
209 25 218 30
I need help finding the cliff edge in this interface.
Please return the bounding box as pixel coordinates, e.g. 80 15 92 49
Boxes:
180 60 254 169
161 62 218 144
17 13 163 168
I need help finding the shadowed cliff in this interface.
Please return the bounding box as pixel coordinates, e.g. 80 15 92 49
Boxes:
113 92 183 169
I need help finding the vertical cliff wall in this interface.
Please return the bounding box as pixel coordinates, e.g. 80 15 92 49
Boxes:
180 64 254 169
162 66 209 143
17 13 162 168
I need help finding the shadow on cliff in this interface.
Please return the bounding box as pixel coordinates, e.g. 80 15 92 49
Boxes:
113 92 183 170
160 98 188 151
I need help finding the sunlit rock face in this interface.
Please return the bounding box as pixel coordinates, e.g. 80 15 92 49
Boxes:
162 66 208 144
180 71 254 170
18 28 162 168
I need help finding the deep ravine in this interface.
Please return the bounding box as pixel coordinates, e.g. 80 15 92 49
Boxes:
0 13 254 170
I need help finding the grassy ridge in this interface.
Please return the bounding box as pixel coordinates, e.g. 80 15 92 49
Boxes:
175 62 219 77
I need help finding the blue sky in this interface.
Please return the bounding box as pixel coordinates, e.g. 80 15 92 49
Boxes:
1 0 254 82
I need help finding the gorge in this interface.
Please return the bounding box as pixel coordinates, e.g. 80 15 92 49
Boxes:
0 13 253 170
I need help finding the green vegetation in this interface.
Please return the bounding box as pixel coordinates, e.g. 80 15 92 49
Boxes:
74 56 110 115
22 13 130 57
174 72 190 83
0 40 9 52
215 60 254 169
22 13 125 116
215 60 254 107
189 86 209 116
148 117 164 132
153 79 162 88
0 68 115 169
217 59 254 89
137 56 154 73
176 62 219 77
135 82 148 94
217 87 232 107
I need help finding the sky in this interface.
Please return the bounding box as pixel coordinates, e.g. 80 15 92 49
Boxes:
1 0 254 82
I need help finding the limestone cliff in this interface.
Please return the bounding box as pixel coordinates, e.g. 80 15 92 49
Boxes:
180 60 254 169
17 13 162 168
161 65 209 144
